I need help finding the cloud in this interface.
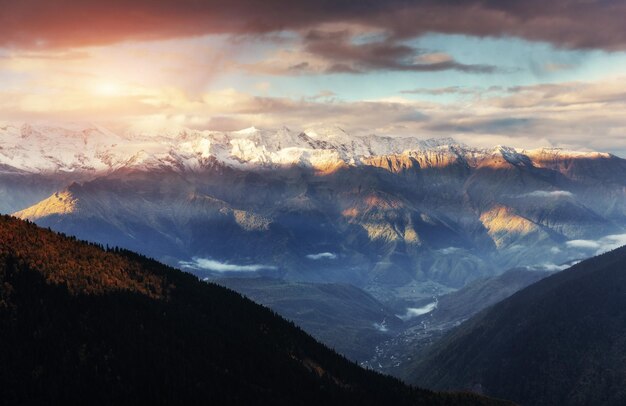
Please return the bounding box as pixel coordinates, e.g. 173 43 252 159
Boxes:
527 260 580 272
401 86 479 96
414 77 626 156
366 1 626 51
566 234 626 254
308 90 336 100
241 30 499 76
3 1 626 51
428 117 537 135
4 54 626 157
566 239 601 250
543 63 575 73
299 30 498 74
397 302 437 321
538 263 570 272
521 190 574 198
306 252 337 260
254 81 271 92
400 86 508 97
179 257 277 272
373 320 389 332
438 247 461 255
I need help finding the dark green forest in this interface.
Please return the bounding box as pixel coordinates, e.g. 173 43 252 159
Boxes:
0 215 509 405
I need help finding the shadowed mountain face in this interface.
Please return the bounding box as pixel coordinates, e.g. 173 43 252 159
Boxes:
0 215 509 405
215 277 404 361
364 268 552 375
410 245 626 406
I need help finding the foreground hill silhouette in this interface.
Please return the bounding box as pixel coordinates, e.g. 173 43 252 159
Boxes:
0 216 508 405
411 244 626 406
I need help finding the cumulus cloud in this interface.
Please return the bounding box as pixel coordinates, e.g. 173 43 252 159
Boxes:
306 252 337 260
179 257 277 272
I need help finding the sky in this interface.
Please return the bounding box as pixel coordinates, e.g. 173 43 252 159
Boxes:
2 0 626 155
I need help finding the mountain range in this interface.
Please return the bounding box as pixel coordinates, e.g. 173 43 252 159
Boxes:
3 122 626 367
4 123 625 297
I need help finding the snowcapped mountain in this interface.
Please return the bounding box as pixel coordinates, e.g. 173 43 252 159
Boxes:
4 122 626 303
1 122 612 175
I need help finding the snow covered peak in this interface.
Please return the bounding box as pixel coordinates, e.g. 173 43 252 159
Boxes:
0 123 132 173
0 123 615 174
233 126 261 136
303 125 348 139
524 147 613 160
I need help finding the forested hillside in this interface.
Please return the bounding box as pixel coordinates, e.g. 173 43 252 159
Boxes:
0 215 508 405
411 244 626 406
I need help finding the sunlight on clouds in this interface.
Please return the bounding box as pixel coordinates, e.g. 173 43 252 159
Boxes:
93 81 125 97
1 31 626 156
3 71 626 157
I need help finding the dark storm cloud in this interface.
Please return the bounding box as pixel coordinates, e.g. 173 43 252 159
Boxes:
1 0 625 50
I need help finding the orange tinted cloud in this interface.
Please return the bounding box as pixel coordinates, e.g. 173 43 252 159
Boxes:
2 0 626 50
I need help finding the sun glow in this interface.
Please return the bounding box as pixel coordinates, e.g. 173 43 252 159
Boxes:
93 81 124 97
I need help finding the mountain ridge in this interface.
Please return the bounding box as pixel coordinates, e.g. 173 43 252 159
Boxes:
0 123 617 175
